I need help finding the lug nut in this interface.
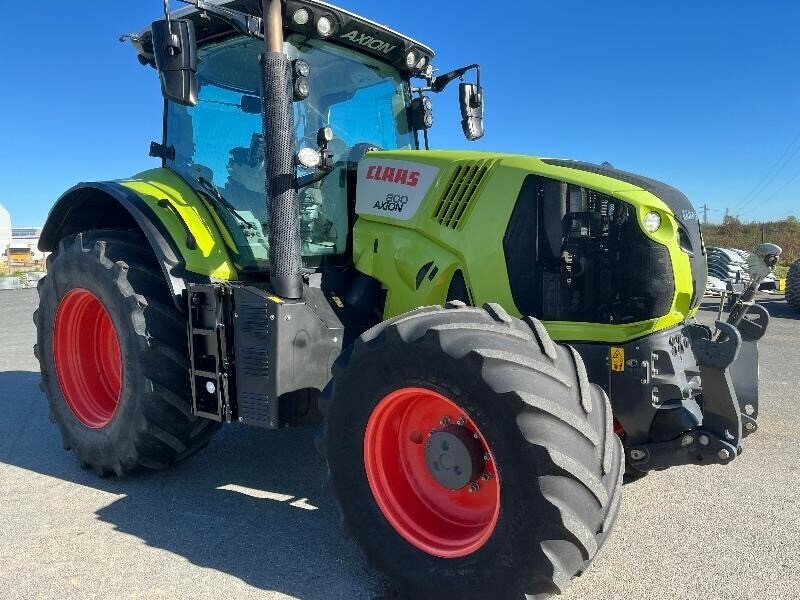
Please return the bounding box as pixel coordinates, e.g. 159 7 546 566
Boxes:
718 449 731 460
681 435 693 447
745 422 756 431
699 435 710 446
469 482 480 493
630 449 646 461
456 417 467 427
440 416 451 427
484 453 492 462
481 472 493 482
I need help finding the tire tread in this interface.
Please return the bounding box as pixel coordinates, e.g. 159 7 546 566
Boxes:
319 303 624 599
34 230 219 477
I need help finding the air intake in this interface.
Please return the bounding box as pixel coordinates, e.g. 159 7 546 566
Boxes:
433 160 497 230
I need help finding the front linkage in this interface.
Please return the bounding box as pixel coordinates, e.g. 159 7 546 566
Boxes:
622 243 781 472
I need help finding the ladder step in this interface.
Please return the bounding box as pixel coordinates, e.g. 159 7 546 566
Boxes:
194 370 218 379
191 328 216 336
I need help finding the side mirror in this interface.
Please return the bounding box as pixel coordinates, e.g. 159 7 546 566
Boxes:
459 83 484 141
151 18 198 107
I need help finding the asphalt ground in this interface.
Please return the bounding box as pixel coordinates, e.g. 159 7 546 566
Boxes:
1 288 798 600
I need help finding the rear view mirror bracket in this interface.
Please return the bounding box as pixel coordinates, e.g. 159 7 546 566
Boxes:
423 64 485 142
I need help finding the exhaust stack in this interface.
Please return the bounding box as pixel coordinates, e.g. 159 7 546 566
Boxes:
261 0 303 299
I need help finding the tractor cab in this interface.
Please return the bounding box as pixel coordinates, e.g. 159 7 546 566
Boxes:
130 0 481 273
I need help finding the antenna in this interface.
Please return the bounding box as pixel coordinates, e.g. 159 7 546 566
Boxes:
163 0 171 23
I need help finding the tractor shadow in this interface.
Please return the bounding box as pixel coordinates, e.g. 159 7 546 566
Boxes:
0 370 388 600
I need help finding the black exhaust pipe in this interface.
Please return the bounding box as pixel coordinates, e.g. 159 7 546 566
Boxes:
261 0 303 299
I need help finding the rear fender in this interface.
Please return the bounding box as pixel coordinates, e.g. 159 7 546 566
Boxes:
40 173 238 310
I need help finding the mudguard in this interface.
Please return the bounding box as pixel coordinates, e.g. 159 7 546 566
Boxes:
40 170 239 309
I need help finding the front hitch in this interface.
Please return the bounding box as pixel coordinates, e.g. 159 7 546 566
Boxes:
627 302 773 472
628 320 745 470
686 321 743 446
627 243 781 472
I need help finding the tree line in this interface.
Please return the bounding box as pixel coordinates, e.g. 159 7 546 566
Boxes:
702 216 799 276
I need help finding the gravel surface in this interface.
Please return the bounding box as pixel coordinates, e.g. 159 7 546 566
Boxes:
1 288 798 599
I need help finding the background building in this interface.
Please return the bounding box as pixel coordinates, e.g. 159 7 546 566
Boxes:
0 205 45 268
0 204 12 264
11 227 44 262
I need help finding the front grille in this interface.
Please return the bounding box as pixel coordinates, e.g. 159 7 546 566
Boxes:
504 175 676 325
433 160 497 230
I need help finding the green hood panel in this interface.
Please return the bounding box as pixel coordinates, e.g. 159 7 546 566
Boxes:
353 150 699 343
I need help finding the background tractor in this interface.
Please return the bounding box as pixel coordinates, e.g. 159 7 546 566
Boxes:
788 260 800 311
33 1 781 598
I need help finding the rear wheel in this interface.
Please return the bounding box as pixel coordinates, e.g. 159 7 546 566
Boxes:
787 260 800 312
34 230 220 476
319 303 624 600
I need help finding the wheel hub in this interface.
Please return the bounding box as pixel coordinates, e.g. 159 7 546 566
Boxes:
425 426 484 490
363 387 501 558
53 288 123 429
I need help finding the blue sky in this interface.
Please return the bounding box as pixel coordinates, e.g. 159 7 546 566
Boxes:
1 1 798 226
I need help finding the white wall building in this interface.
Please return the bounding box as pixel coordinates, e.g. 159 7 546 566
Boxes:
11 227 45 261
0 204 12 263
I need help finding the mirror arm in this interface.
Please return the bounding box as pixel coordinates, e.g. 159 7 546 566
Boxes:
430 64 480 93
177 0 264 38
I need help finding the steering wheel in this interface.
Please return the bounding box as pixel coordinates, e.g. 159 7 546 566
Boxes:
345 143 383 166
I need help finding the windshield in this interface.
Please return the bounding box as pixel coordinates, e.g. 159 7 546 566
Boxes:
167 34 415 271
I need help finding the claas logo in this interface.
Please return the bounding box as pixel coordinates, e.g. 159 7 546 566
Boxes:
366 165 421 187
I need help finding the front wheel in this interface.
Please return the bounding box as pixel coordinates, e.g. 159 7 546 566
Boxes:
319 303 624 600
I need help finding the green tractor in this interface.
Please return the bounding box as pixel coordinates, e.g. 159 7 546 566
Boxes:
33 1 781 598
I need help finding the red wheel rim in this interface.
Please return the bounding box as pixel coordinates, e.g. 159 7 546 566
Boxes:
364 388 501 558
53 288 123 429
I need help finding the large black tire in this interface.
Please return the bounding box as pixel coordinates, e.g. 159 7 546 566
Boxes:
787 260 800 312
319 303 624 600
34 230 220 476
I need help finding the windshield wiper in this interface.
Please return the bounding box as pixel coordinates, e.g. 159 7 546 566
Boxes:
194 176 265 243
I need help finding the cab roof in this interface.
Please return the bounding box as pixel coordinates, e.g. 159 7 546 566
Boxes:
137 0 435 75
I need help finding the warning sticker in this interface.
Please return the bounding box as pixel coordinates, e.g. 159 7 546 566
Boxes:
611 347 625 372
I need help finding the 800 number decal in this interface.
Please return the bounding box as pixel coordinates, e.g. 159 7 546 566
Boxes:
373 194 410 213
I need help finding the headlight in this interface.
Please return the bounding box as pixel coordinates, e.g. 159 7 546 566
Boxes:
293 9 310 26
406 51 417 68
293 59 310 78
317 16 333 37
297 148 321 169
643 211 662 233
293 77 310 101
